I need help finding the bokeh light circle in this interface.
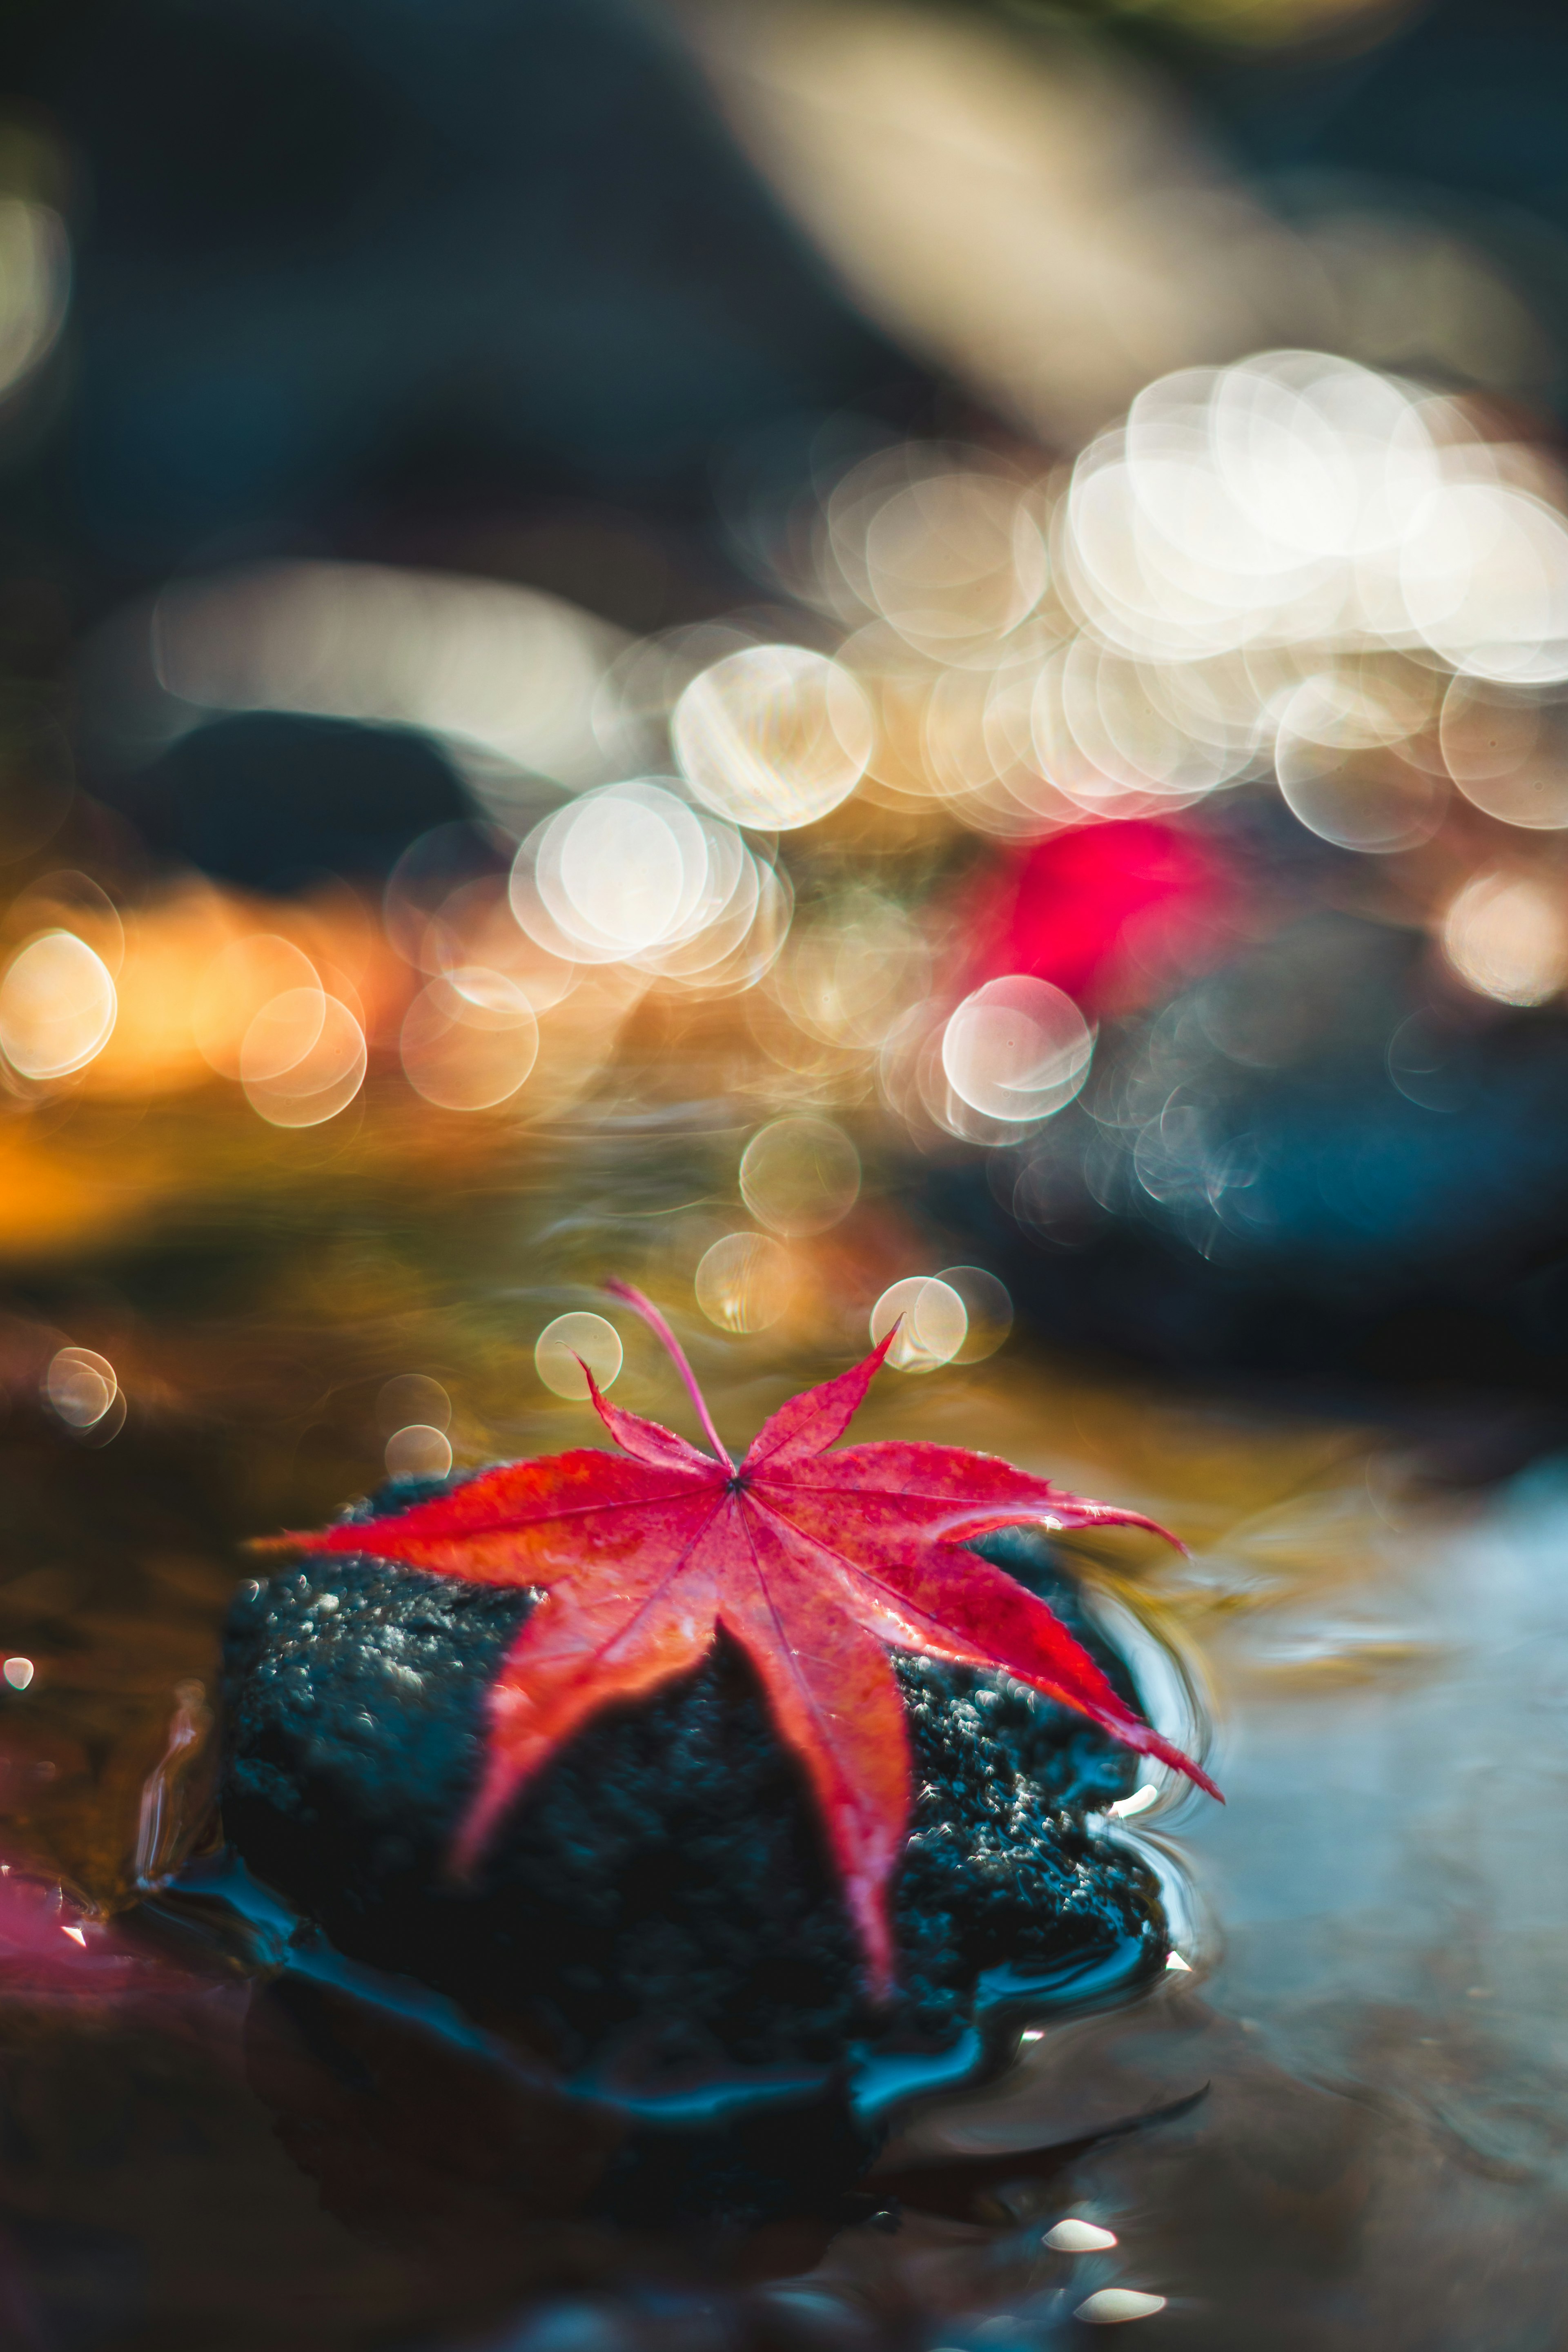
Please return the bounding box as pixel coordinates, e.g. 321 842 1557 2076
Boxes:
510 780 746 972
377 1374 451 1435
674 645 873 830
694 1232 793 1333
383 823 509 969
383 1425 454 1479
238 984 327 1085
241 995 366 1127
399 967 539 1109
869 1276 969 1372
0 932 117 1079
1439 677 1568 829
861 469 1048 654
535 1311 623 1400
45 1345 118 1429
192 935 321 1079
1274 677 1445 851
1403 484 1568 685
739 1117 861 1237
941 977 1094 1124
543 786 697 953
938 1266 1014 1363
1441 871 1568 1006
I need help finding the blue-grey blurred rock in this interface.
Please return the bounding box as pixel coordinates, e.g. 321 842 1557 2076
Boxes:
11 0 917 570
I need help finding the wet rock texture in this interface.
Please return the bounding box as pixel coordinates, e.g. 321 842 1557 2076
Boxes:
221 1480 1167 2087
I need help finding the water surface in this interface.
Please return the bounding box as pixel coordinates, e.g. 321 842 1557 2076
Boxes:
0 1136 1561 2349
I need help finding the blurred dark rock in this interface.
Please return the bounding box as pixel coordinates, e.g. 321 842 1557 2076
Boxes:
939 911 1568 1399
15 0 920 572
100 710 470 891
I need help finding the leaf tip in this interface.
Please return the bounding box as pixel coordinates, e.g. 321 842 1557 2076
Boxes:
599 1275 733 1467
845 1875 900 2007
578 1357 616 1434
1150 1735 1223 1805
447 1808 489 1887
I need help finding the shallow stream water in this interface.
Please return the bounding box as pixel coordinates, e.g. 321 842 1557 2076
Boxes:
0 1107 1564 2351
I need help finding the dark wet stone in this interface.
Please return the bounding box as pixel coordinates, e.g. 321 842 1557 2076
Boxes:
28 0 915 569
220 1482 1167 2100
105 713 471 893
934 911 1568 1399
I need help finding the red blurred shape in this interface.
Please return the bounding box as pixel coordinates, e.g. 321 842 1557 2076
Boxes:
0 1866 170 1999
968 820 1238 1013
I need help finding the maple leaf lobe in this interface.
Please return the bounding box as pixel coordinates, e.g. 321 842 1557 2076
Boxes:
265 1280 1218 1998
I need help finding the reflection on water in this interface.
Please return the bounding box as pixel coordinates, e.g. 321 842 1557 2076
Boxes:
843 1461 1568 2352
0 1129 1559 2342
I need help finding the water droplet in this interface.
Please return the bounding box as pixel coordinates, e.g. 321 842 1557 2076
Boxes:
1047 2219 1120 2253
1075 2289 1165 2324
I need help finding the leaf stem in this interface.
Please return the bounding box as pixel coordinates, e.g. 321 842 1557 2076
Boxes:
604 1278 734 1468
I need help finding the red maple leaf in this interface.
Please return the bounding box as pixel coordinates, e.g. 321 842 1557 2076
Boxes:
263 1282 1220 1996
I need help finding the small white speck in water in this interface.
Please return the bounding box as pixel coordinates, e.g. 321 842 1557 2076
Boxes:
1108 1784 1160 1820
1075 2290 1166 2324
1047 2219 1119 2252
